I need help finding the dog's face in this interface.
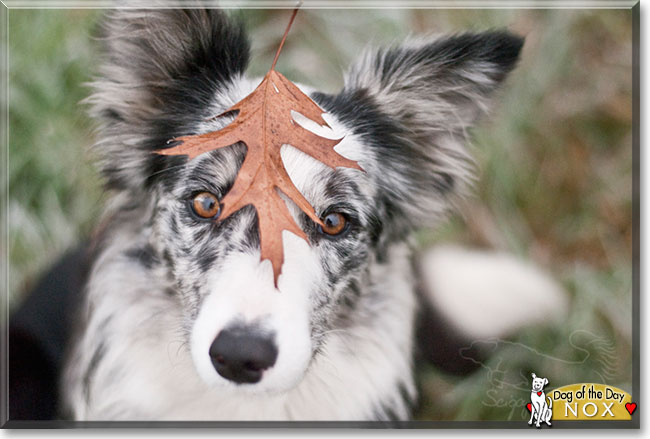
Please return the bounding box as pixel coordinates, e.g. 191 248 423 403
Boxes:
91 10 522 393
531 373 549 392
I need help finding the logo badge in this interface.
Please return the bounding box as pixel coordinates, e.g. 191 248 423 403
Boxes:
525 376 636 424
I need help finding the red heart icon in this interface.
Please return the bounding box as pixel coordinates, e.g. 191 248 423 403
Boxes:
526 403 532 412
537 391 542 396
625 402 637 415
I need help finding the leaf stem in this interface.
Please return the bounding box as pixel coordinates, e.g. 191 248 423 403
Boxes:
270 6 301 71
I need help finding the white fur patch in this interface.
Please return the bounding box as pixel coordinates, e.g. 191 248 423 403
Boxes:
190 233 317 394
419 245 569 339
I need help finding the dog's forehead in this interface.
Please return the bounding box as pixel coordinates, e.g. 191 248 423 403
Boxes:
172 77 374 205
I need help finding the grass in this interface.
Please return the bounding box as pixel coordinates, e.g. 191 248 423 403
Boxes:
7 7 634 422
8 9 103 307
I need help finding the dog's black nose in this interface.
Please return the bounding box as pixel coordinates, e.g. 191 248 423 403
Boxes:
209 326 278 384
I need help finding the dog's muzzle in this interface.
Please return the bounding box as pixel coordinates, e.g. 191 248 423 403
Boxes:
209 325 278 384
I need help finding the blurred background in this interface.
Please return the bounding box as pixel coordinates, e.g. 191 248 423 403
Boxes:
7 7 633 421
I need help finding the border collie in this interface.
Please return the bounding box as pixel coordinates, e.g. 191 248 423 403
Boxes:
57 8 524 421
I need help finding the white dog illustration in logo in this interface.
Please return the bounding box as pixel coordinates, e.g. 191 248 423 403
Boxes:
528 372 553 428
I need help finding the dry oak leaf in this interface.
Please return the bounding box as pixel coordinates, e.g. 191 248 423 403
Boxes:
158 69 363 285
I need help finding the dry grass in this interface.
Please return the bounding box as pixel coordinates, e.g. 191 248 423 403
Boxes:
7 7 633 421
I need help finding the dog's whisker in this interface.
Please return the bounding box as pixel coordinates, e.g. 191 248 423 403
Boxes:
144 162 189 180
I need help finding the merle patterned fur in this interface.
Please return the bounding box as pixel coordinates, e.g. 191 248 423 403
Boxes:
62 9 522 421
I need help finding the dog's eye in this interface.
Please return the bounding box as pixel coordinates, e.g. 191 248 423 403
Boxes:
319 212 347 236
190 192 220 219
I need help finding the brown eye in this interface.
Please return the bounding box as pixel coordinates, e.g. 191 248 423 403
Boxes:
191 192 220 219
320 212 347 236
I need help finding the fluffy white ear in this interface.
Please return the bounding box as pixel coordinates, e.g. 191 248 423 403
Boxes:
315 32 523 241
532 373 537 379
345 32 524 138
544 378 549 386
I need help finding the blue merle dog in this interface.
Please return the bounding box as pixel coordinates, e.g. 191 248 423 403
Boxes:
53 9 522 421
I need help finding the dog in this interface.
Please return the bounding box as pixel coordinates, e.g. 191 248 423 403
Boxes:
529 373 553 427
33 9 525 421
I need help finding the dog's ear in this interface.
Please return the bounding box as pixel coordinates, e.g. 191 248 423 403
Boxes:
316 32 523 241
88 9 250 192
544 378 548 386
532 373 537 379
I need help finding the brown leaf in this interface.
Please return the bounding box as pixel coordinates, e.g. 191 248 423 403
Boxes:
158 58 362 285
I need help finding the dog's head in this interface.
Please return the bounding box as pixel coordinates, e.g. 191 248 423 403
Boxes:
90 10 522 393
531 373 549 392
